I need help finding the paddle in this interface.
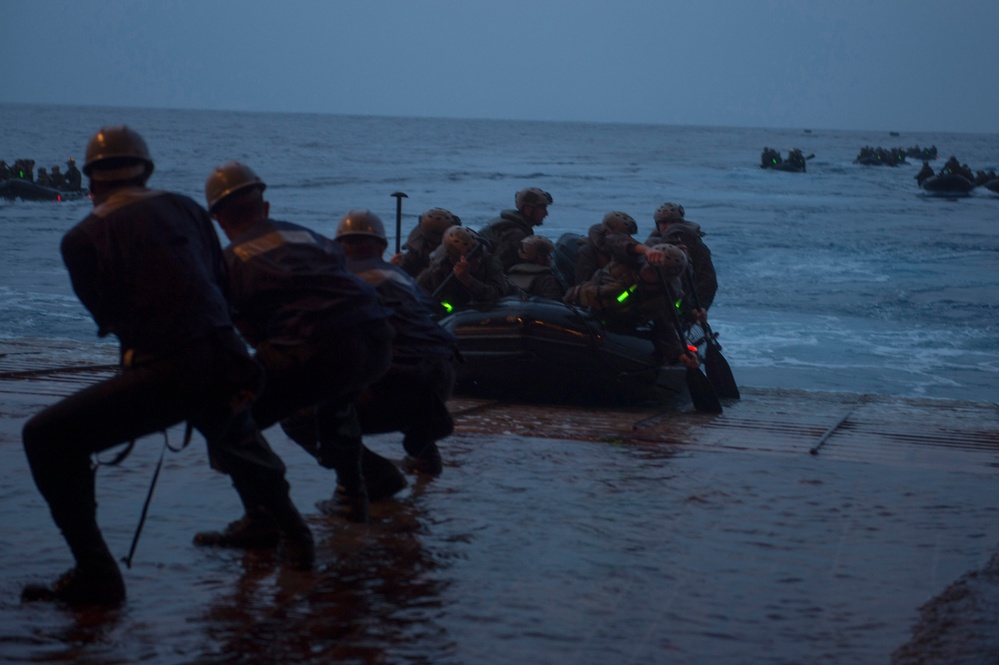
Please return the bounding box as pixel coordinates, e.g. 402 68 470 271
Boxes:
658 271 722 413
683 266 740 399
390 192 407 254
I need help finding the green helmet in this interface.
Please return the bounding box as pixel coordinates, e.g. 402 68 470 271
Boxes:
336 209 387 242
653 202 685 225
515 187 553 210
518 234 555 262
601 211 638 235
83 125 154 181
204 161 266 214
442 226 479 261
419 208 461 237
650 243 688 278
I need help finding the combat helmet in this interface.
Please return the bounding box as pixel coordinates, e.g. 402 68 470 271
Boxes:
83 125 154 182
518 234 555 263
515 187 553 210
653 202 685 225
442 226 479 261
419 208 461 238
650 243 688 278
601 211 639 235
204 161 266 214
336 209 387 243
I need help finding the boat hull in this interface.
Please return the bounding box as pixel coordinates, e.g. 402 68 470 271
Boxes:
0 179 87 202
440 295 688 405
921 174 974 196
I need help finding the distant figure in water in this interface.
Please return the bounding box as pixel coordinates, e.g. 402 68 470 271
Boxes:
49 165 65 189
786 148 807 172
760 147 781 168
21 126 314 609
915 161 934 187
64 157 82 190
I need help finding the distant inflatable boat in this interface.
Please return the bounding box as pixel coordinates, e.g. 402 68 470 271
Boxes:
0 179 88 202
920 174 975 196
439 295 688 406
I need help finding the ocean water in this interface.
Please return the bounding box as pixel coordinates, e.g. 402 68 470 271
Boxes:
2 105 999 665
2 103 997 402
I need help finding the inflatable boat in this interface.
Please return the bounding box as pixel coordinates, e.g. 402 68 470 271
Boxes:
439 295 689 406
920 173 975 196
0 179 88 202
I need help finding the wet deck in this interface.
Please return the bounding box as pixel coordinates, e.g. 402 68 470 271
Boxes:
2 339 998 663
3 339 997 472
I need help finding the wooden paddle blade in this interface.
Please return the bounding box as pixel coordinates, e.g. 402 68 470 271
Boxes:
686 366 723 413
705 343 741 399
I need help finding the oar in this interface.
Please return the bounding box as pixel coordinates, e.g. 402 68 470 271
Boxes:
683 266 740 399
659 272 722 413
390 192 407 254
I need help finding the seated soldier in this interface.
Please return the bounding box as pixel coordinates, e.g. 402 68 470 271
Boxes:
573 211 640 286
416 226 512 315
49 165 65 189
478 187 553 270
392 207 461 278
506 235 566 300
646 202 717 313
566 243 699 368
64 157 83 190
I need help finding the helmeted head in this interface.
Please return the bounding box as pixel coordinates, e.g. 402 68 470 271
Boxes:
67 157 76 166
601 211 638 235
442 226 479 262
336 209 387 244
653 202 685 225
650 243 688 278
419 207 461 245
204 161 266 214
518 234 555 264
515 187 553 210
83 125 154 183
515 187 553 226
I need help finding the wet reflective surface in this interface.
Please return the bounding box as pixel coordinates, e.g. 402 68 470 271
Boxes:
2 371 998 663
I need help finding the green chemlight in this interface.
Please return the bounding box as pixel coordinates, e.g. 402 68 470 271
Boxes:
617 285 636 303
441 301 453 313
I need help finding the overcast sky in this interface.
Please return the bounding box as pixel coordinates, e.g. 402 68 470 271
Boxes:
3 0 996 134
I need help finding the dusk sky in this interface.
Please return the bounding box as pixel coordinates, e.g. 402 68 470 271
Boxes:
3 0 997 134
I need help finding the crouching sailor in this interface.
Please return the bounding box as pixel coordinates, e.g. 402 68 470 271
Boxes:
21 127 314 608
199 161 395 529
283 209 458 481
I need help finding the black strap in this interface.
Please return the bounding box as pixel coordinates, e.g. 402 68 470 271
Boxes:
118 423 195 568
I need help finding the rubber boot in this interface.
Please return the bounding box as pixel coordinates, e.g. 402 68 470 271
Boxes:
262 492 314 571
21 466 125 607
402 436 443 477
361 446 407 501
316 404 369 523
193 509 281 548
